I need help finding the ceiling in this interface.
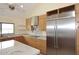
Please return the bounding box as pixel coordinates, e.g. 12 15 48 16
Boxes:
0 3 41 19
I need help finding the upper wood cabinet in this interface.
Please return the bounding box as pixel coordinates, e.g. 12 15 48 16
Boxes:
38 14 47 31
26 18 31 31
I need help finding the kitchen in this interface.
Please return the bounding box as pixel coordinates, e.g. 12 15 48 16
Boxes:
0 3 79 55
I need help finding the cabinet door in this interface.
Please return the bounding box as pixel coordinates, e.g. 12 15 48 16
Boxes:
39 14 46 31
75 4 79 54
26 18 31 31
36 39 46 54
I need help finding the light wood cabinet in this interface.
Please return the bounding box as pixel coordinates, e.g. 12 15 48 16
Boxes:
75 4 79 54
24 37 46 54
26 18 31 31
38 14 46 31
15 36 46 54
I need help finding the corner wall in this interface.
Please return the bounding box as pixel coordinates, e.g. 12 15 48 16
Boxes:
0 16 26 35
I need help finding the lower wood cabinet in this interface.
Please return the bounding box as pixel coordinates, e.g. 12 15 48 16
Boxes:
24 37 46 54
14 36 46 54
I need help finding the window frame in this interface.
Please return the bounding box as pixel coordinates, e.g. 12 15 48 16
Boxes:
0 22 15 35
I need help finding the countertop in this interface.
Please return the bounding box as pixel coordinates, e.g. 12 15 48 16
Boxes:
0 31 46 41
23 31 46 40
0 40 40 55
23 35 46 40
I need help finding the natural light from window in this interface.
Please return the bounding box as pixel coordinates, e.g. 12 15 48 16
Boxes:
2 23 14 34
0 40 14 49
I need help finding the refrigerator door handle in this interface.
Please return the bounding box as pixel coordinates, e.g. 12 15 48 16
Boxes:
54 35 56 48
54 21 57 48
54 21 58 48
55 34 58 48
55 21 58 48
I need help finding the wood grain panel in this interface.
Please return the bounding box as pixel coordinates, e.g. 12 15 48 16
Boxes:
14 36 46 54
47 9 58 16
59 5 74 13
24 37 46 54
14 36 27 44
39 14 46 31
75 4 79 54
26 18 31 31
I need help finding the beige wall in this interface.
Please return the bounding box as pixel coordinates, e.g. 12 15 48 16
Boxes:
26 3 75 18
0 16 27 35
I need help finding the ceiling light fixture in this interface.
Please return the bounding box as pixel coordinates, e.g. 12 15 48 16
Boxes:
20 5 23 8
9 4 15 10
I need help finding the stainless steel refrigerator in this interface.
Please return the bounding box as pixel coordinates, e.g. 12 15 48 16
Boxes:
46 6 76 55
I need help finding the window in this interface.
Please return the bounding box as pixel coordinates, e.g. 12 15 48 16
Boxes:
1 23 14 34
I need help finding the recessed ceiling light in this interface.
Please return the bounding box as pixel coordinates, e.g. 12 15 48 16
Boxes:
20 5 23 8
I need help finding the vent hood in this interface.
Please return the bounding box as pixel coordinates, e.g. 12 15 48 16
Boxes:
31 16 39 26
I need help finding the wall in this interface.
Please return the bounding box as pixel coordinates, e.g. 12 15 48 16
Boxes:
0 16 27 35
